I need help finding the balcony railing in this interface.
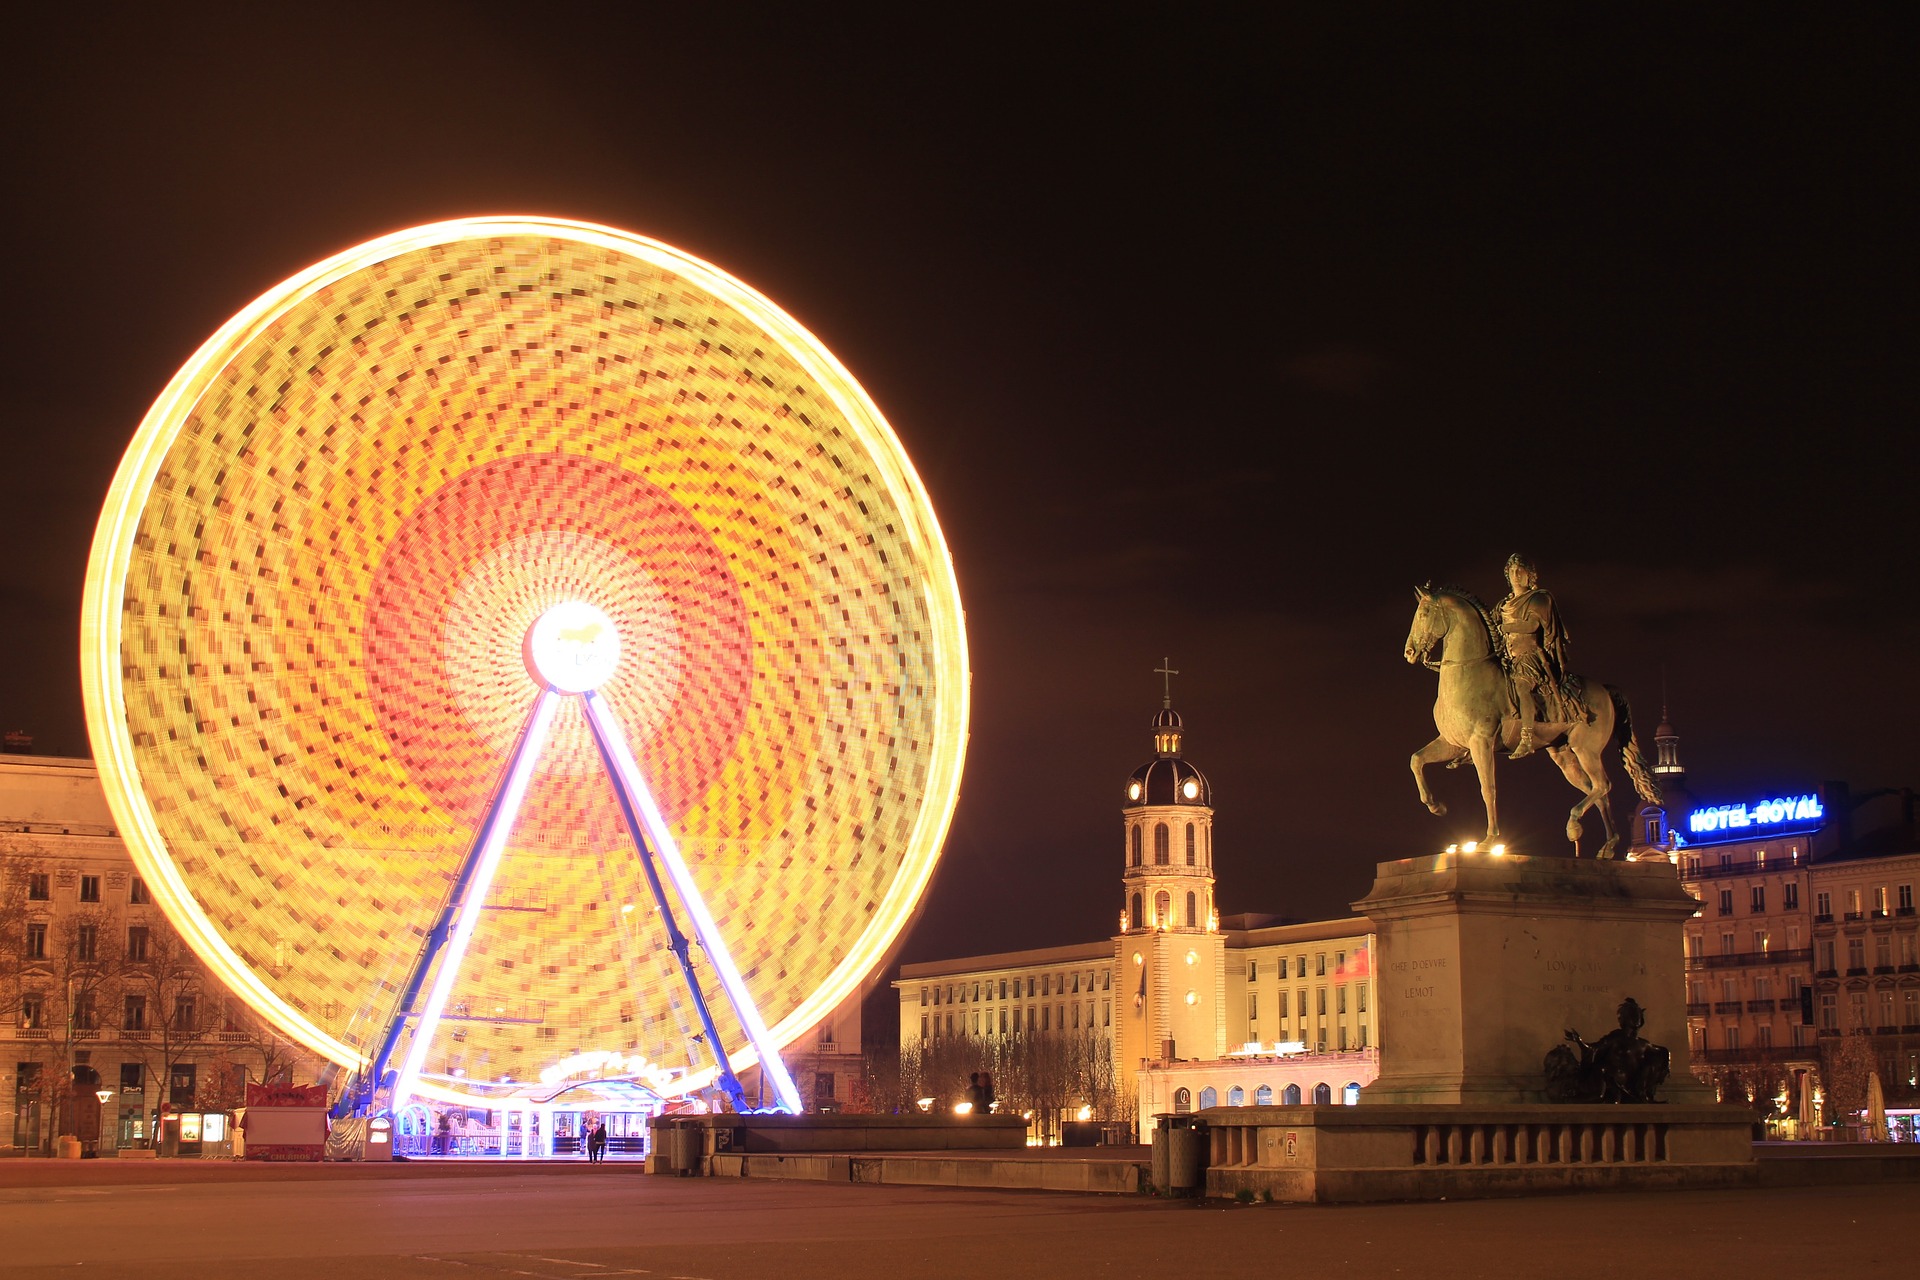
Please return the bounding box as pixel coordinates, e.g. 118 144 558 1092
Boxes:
1712 1001 1743 1015
1746 1000 1777 1013
1813 913 1833 924
1685 948 1812 971
1681 858 1804 882
1685 1002 1711 1017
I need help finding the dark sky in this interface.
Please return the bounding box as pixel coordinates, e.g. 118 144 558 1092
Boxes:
2 9 1913 978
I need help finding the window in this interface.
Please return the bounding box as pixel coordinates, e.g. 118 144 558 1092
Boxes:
1718 888 1733 916
815 1072 835 1100
1815 891 1832 918
1255 1085 1273 1105
1316 989 1327 1015
1875 887 1889 917
19 993 43 1029
1847 938 1866 972
1131 893 1142 930
1103 1001 1110 1027
997 1009 1006 1034
1297 990 1307 1018
1185 891 1196 928
27 873 49 901
1316 953 1326 977
120 1062 142 1092
1720 932 1735 956
1283 1084 1302 1105
1754 931 1769 954
129 877 151 905
1849 991 1868 1028
1027 977 1036 998
1847 889 1862 917
1900 885 1915 912
1725 1027 1741 1051
919 1015 928 1039
1338 1025 1350 1050
1248 960 1258 980
1041 974 1050 997
1042 1006 1050 1031
1750 886 1766 912
1199 1086 1218 1109
1248 992 1258 1021
1185 824 1196 865
1296 954 1306 976
73 992 97 1030
169 1063 196 1107
123 995 146 1031
1277 956 1288 979
25 923 47 961
1755 976 1772 1000
79 876 101 903
1358 982 1369 1013
1154 890 1170 928
1756 1024 1772 1048
1337 986 1348 1015
76 925 98 962
999 979 1007 1000
1818 940 1836 972
1153 824 1170 865
1225 1086 1243 1106
1876 935 1892 969
1686 934 1702 958
1130 826 1142 866
174 996 196 1030
973 982 981 1001
1313 1083 1333 1105
126 927 149 962
1784 883 1799 909
1906 991 1919 1026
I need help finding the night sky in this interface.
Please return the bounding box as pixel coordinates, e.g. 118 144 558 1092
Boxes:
3 10 1912 979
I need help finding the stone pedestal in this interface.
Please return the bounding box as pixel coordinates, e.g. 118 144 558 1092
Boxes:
1352 851 1713 1106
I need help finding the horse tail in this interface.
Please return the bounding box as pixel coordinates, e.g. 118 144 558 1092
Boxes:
1609 685 1663 806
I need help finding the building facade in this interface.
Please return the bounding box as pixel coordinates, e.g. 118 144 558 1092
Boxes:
2 754 324 1154
1636 733 1920 1135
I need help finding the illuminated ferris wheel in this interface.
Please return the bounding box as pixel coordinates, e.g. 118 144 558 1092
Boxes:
81 217 969 1115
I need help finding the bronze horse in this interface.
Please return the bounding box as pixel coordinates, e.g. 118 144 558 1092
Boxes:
1404 585 1659 858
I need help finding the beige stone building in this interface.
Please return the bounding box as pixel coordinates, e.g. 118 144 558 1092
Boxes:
896 699 1378 1136
1634 719 1920 1134
2 753 324 1154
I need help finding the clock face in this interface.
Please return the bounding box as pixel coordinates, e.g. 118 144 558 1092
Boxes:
1183 778 1201 800
81 216 970 1103
1128 781 1143 801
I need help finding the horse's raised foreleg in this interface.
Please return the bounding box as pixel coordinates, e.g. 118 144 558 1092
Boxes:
1547 745 1592 856
1411 735 1463 816
1566 735 1617 859
1467 733 1500 842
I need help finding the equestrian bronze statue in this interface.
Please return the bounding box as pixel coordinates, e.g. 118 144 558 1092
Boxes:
1403 555 1660 858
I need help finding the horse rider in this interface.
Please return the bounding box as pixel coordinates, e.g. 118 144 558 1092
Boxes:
1497 553 1574 760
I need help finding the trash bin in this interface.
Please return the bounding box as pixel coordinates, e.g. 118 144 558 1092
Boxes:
1150 1114 1207 1195
667 1123 703 1175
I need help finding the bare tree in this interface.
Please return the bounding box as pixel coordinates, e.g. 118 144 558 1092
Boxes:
119 925 209 1122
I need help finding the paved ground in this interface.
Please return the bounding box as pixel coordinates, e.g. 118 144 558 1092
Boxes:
0 1160 1914 1279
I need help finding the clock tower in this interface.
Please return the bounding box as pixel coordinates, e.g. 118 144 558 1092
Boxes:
1114 663 1227 1083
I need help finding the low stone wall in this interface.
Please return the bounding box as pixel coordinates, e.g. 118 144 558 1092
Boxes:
649 1113 1027 1173
1199 1103 1761 1202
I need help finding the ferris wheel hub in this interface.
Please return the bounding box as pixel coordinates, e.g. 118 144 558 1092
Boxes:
524 601 621 693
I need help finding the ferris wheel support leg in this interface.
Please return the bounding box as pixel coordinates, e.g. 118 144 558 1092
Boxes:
582 690 805 1115
370 688 561 1117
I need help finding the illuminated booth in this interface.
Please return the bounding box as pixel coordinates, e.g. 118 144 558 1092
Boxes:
82 218 968 1135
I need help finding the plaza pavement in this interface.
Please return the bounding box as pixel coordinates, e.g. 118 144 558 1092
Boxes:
0 1159 1913 1279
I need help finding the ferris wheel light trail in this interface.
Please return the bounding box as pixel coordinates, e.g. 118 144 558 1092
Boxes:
391 688 560 1114
583 688 804 1114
